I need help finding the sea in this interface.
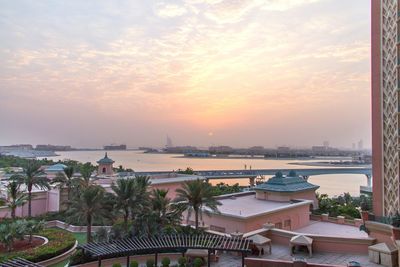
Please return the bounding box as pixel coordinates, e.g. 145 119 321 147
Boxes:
44 150 369 197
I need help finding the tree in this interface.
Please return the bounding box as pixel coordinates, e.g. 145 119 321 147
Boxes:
15 161 50 218
0 220 26 252
111 178 136 227
175 179 221 229
130 176 151 221
25 219 45 243
151 189 184 229
51 166 76 207
6 176 27 220
68 185 109 243
77 162 96 189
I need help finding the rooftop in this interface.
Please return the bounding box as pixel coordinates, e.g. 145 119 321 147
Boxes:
208 193 311 219
255 171 319 193
295 220 368 238
45 163 67 172
97 152 115 164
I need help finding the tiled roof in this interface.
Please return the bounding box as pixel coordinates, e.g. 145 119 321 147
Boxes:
255 171 319 193
97 152 114 164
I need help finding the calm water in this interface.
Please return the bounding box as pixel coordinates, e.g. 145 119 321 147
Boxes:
47 150 367 197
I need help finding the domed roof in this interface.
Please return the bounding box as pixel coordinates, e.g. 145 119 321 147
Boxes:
46 163 67 172
255 171 319 193
97 152 115 164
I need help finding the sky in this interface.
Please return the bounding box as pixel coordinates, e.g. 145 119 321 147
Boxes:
0 0 371 149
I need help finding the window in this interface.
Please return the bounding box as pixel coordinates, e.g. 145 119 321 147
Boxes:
284 219 291 229
102 167 106 173
275 222 282 229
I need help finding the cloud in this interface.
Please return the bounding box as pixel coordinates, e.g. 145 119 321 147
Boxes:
155 3 187 18
261 0 323 11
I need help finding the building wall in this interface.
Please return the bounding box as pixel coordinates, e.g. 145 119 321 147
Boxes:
97 164 113 176
185 203 310 234
372 0 400 217
47 189 60 212
256 190 318 209
150 182 182 200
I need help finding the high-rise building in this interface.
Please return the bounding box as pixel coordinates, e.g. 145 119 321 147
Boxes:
371 0 400 217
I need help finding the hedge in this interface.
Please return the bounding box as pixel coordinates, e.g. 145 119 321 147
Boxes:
0 228 76 263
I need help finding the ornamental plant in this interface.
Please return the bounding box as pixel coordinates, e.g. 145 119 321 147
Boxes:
146 258 155 267
178 256 187 267
193 258 203 267
112 263 121 267
161 257 171 267
130 261 139 267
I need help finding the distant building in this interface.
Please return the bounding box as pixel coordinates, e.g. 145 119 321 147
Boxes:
166 135 173 148
97 153 115 176
103 144 126 150
36 144 72 151
357 139 363 151
0 144 33 152
209 146 234 154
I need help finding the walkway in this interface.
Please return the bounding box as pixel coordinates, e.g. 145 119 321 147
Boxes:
210 244 379 267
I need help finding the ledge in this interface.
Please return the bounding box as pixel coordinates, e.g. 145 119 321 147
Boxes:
38 240 78 267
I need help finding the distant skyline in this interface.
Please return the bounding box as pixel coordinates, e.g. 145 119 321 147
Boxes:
0 0 371 149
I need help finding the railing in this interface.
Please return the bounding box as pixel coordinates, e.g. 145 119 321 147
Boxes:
310 214 363 227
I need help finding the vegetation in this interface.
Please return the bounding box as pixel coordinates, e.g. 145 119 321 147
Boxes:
161 257 171 267
12 161 51 218
112 263 122 267
51 166 76 207
176 179 221 229
210 182 241 196
315 193 372 219
146 258 155 267
0 228 75 263
176 167 194 175
6 177 27 219
130 260 139 267
193 257 203 267
67 185 112 243
178 256 187 267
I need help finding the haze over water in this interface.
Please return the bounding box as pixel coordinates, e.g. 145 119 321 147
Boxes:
50 150 367 197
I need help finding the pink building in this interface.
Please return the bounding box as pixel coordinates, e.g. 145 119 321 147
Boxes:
371 0 400 217
97 153 114 176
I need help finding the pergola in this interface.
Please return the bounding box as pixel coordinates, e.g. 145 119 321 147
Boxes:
0 258 43 267
79 234 252 267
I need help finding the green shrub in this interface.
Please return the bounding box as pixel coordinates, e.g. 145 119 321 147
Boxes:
130 260 139 267
178 256 187 267
112 263 122 267
161 257 171 267
193 258 203 267
0 228 76 263
146 258 155 267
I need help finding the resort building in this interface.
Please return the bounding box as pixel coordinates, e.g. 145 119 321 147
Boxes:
187 172 319 234
253 171 319 210
97 152 115 176
371 0 400 217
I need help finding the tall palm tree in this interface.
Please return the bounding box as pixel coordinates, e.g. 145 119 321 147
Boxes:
151 189 184 228
7 176 27 220
111 178 136 227
51 166 75 207
16 162 50 218
130 176 151 221
68 185 108 243
175 179 221 229
79 163 95 188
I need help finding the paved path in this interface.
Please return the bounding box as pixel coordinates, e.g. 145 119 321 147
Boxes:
211 244 379 267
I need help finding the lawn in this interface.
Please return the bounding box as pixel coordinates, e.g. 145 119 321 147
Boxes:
72 232 87 244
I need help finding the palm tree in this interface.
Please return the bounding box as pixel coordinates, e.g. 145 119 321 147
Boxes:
175 179 221 229
111 178 136 227
7 176 27 220
79 163 95 188
51 166 75 207
151 189 184 229
68 185 108 243
130 176 151 221
15 162 50 218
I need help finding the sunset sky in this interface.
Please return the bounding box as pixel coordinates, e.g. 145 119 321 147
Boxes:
0 0 371 149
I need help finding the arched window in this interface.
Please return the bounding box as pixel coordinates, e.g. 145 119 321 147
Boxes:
102 167 106 173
